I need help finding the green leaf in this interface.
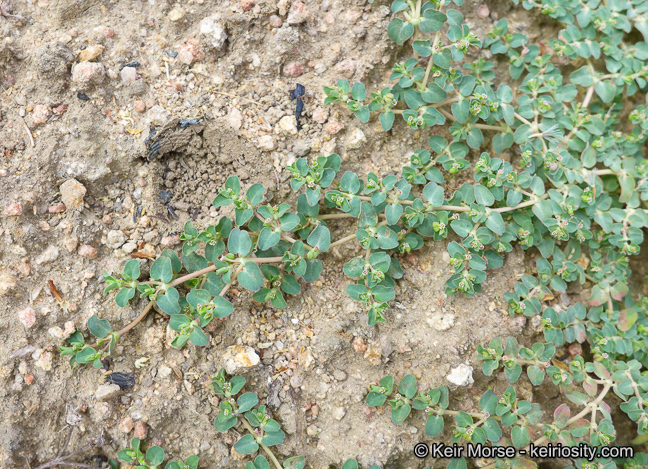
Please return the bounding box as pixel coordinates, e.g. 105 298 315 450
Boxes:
391 404 411 424
594 80 616 103
123 259 140 281
380 112 395 131
447 458 467 469
423 182 444 206
258 227 281 251
146 446 165 465
261 430 285 446
115 287 136 307
228 228 253 256
87 315 112 338
420 9 447 32
246 184 265 206
213 296 234 318
426 415 444 437
388 18 414 44
283 456 306 469
234 434 259 455
511 426 530 448
151 256 174 283
238 263 264 292
475 186 495 206
341 460 359 469
189 327 209 346
237 392 259 413
351 83 367 101
450 219 472 237
307 224 331 252
157 287 181 315
486 211 505 236
398 374 418 399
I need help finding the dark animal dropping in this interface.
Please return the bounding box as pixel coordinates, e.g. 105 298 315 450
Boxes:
105 372 135 390
119 61 141 71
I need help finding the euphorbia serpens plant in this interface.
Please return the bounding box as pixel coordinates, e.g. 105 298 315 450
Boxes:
60 0 648 466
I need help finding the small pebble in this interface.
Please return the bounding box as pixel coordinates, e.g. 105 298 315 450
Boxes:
177 39 203 65
283 61 304 77
95 384 121 401
3 202 23 216
71 61 105 88
477 4 490 17
324 119 343 135
16 263 31 277
78 245 98 259
257 135 276 151
60 178 86 210
240 0 255 11
48 203 67 213
133 99 146 113
269 15 283 28
287 0 309 24
31 104 50 127
18 307 36 328
119 417 135 433
120 66 138 84
63 236 79 253
134 422 148 439
168 6 186 21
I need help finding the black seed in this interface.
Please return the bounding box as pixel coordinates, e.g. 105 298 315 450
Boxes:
119 61 141 71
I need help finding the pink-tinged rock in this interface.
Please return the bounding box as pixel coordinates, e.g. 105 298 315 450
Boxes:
53 104 68 115
336 58 356 78
324 119 343 135
476 4 490 17
134 422 148 439
18 307 36 328
78 245 98 259
120 66 138 84
269 15 283 28
31 105 50 127
177 39 204 65
161 234 181 247
49 203 67 213
119 417 134 433
71 61 105 88
287 0 310 24
240 0 255 11
3 202 22 216
133 99 146 113
312 107 329 124
283 61 304 77
16 263 31 277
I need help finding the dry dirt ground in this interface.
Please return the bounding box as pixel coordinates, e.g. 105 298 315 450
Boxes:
0 0 566 467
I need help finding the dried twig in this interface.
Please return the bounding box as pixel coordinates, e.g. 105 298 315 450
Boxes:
30 427 106 469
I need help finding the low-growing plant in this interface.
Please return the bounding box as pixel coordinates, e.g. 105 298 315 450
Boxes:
56 0 648 466
108 437 198 469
